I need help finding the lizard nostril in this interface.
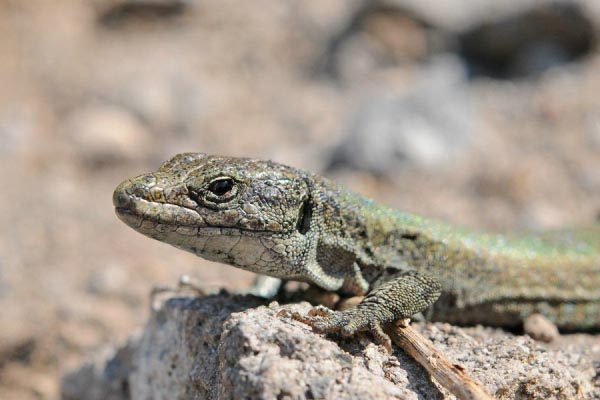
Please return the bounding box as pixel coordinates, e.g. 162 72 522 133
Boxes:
113 185 131 209
132 186 146 198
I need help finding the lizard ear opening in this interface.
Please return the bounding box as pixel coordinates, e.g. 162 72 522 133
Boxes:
297 198 312 235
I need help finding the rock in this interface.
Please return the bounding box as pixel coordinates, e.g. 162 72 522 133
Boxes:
321 2 445 82
96 0 187 27
323 1 597 81
328 55 473 173
458 3 595 79
523 313 560 343
377 0 600 33
61 336 138 400
62 293 598 399
61 103 151 166
123 294 262 400
217 306 420 400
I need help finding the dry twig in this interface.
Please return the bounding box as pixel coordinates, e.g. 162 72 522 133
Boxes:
387 320 494 400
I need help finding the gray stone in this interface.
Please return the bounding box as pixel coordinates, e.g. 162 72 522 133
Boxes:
61 293 598 399
61 103 151 165
61 336 138 400
330 55 473 173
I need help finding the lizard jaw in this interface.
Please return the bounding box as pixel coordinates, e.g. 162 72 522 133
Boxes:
114 205 302 277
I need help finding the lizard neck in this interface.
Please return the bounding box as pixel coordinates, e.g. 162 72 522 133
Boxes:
312 177 446 274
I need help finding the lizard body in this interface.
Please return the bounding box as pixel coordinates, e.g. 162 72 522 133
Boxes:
113 153 600 345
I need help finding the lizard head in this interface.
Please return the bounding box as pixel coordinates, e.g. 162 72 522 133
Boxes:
113 152 316 277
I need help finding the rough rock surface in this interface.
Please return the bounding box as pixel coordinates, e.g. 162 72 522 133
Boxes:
61 293 599 400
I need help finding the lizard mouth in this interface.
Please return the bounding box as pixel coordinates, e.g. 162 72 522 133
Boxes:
114 194 206 225
114 199 289 237
114 207 286 239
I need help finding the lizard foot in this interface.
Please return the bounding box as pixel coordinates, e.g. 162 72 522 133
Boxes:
290 305 393 353
289 272 441 354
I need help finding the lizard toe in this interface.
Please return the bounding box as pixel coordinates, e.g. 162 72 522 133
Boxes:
308 305 335 317
340 325 358 337
312 314 346 332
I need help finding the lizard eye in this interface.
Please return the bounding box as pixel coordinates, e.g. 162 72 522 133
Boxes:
208 178 234 196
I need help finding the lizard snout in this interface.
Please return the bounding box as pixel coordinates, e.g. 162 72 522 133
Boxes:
113 180 133 210
113 173 159 210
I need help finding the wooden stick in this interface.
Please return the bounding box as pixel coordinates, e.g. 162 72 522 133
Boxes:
387 320 494 400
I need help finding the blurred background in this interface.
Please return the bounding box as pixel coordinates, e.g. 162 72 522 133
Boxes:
1 0 600 398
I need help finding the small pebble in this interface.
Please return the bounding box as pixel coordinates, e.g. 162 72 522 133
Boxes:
524 313 560 343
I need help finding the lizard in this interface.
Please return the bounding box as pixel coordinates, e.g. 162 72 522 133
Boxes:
113 152 600 351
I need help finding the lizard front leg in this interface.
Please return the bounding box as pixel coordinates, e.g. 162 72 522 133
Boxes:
293 271 442 353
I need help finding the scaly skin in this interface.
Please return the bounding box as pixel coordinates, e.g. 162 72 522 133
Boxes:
113 153 600 348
